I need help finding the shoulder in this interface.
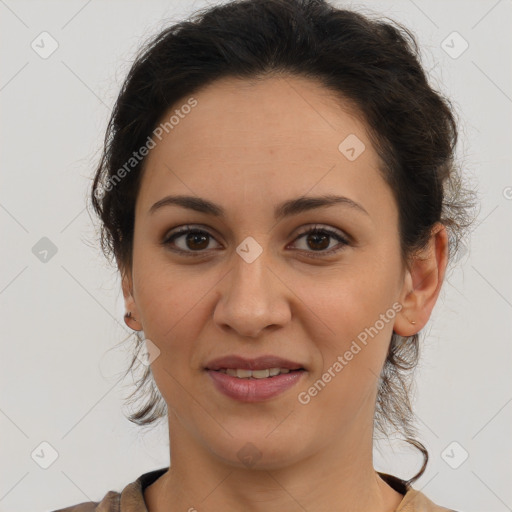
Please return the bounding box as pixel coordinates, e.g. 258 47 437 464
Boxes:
378 471 460 512
49 490 119 512
397 487 460 512
49 467 168 512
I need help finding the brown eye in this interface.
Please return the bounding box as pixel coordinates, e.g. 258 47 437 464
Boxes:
291 225 349 258
162 224 349 259
163 226 221 254
304 231 330 250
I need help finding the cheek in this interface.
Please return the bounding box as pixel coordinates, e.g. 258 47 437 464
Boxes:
133 250 203 330
303 287 394 422
132 263 205 378
302 264 397 391
132 259 226 365
307 267 395 337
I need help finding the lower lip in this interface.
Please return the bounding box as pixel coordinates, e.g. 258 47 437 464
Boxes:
206 369 305 402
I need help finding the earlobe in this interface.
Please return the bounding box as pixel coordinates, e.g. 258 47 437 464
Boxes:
393 271 418 337
121 270 142 331
393 223 449 337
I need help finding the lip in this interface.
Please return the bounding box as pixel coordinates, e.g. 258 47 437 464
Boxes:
206 368 306 402
204 355 305 371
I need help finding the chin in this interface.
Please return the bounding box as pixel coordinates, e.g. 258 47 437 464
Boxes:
203 429 311 471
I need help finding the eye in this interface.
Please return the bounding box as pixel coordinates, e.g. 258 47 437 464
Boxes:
290 224 350 258
162 224 350 258
162 225 221 256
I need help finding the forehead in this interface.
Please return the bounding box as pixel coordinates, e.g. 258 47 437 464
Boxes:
136 75 396 226
151 75 368 158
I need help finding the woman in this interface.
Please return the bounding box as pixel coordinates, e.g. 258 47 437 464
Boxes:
53 0 476 510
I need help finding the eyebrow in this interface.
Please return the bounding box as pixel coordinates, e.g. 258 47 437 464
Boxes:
148 193 369 220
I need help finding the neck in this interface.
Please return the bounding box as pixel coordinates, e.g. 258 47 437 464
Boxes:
144 412 404 512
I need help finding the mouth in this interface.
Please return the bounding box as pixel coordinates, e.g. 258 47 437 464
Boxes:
204 354 305 372
204 355 306 402
211 367 304 379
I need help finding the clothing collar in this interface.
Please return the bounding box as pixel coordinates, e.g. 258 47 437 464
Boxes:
115 467 453 512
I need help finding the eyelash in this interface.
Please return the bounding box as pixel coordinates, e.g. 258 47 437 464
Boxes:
161 224 350 259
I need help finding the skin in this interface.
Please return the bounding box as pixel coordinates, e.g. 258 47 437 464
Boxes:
121 75 448 512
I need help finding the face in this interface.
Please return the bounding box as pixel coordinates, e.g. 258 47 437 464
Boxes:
122 75 424 469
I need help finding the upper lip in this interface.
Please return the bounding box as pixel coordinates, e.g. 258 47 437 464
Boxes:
205 355 305 371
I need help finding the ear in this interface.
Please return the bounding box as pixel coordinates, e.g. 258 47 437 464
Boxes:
393 223 449 337
121 266 142 331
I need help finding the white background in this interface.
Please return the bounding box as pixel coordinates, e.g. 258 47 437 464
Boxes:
1 0 511 511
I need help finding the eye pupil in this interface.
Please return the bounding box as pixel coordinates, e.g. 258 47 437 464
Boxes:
187 232 209 250
307 232 329 250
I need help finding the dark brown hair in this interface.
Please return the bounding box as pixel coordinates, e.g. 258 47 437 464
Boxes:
89 0 477 487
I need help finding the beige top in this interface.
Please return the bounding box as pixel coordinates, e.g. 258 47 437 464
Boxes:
50 467 458 512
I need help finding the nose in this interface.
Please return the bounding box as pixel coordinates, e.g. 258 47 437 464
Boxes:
213 250 291 338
